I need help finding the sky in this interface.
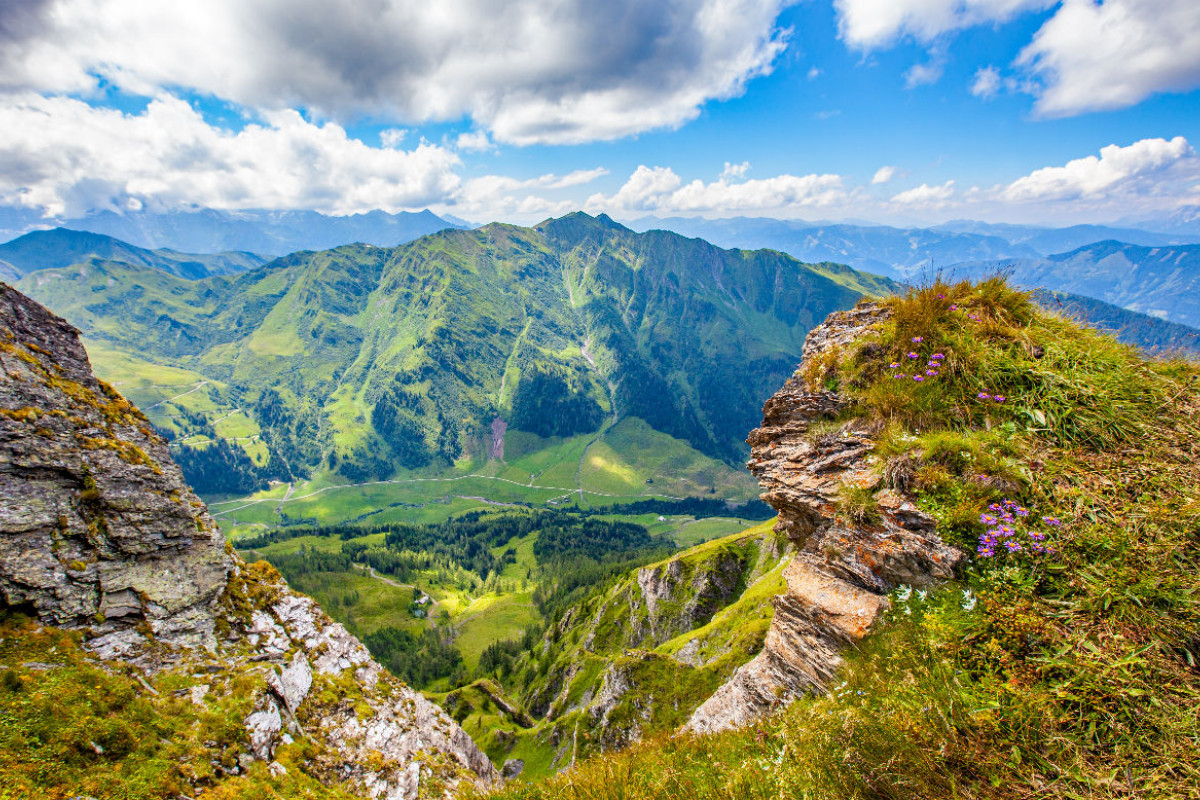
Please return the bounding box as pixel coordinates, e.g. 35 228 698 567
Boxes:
1 0 1198 226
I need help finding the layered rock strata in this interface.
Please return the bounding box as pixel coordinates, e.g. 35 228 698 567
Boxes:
686 302 964 734
0 282 232 653
0 283 496 798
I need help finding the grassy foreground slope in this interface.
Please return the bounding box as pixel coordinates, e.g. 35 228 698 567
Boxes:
480 279 1200 799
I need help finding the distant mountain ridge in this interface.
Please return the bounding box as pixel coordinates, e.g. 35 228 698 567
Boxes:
626 215 1200 280
0 207 467 256
1032 289 1200 356
0 227 267 281
949 240 1200 328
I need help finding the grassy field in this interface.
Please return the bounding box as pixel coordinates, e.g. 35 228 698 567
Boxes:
209 416 760 531
85 337 270 463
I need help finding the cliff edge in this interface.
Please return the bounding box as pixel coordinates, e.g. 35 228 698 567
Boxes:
0 283 496 799
686 302 964 733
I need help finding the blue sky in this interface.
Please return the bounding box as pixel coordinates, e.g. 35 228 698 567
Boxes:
0 0 1198 225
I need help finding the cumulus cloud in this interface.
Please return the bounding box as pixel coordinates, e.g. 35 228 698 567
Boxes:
890 180 956 206
586 165 850 216
1001 136 1196 202
834 0 1053 48
871 166 896 184
1017 0 1200 117
970 66 1002 99
835 0 1200 117
0 0 796 145
0 93 462 217
721 161 751 180
379 128 409 148
904 60 944 88
455 131 494 152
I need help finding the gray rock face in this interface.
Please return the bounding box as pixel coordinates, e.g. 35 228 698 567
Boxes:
0 283 498 798
686 301 965 734
0 282 232 653
236 579 499 797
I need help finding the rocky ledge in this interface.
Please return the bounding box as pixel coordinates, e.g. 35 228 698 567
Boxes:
686 302 964 734
0 283 496 798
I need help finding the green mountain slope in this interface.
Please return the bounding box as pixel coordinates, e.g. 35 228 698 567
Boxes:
0 227 266 280
432 519 790 779
17 212 896 513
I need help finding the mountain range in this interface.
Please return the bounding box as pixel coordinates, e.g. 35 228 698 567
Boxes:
0 227 267 282
15 213 895 499
625 215 1200 280
0 206 465 256
950 240 1200 328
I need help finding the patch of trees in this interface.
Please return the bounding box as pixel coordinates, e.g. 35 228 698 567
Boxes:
251 388 317 481
582 496 775 520
532 517 654 561
371 380 432 470
362 625 463 688
173 439 267 496
476 626 541 681
510 369 604 438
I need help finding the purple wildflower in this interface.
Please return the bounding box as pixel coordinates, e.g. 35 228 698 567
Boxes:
913 375 925 382
926 369 937 376
993 395 1006 403
912 336 924 343
977 392 990 400
907 352 919 359
931 353 945 360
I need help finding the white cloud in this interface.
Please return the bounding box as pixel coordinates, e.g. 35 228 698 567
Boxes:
904 60 943 88
871 166 896 184
807 66 821 80
587 165 850 216
380 128 408 148
890 180 955 206
970 66 1002 99
721 161 751 180
1017 0 1200 117
455 131 494 152
452 168 609 220
0 93 462 217
1002 136 1196 202
0 0 797 145
834 0 1053 48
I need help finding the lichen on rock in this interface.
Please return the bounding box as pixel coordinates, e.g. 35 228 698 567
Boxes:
0 282 497 799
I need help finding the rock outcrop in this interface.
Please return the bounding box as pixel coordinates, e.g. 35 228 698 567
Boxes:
0 282 232 654
0 283 497 798
686 302 964 734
